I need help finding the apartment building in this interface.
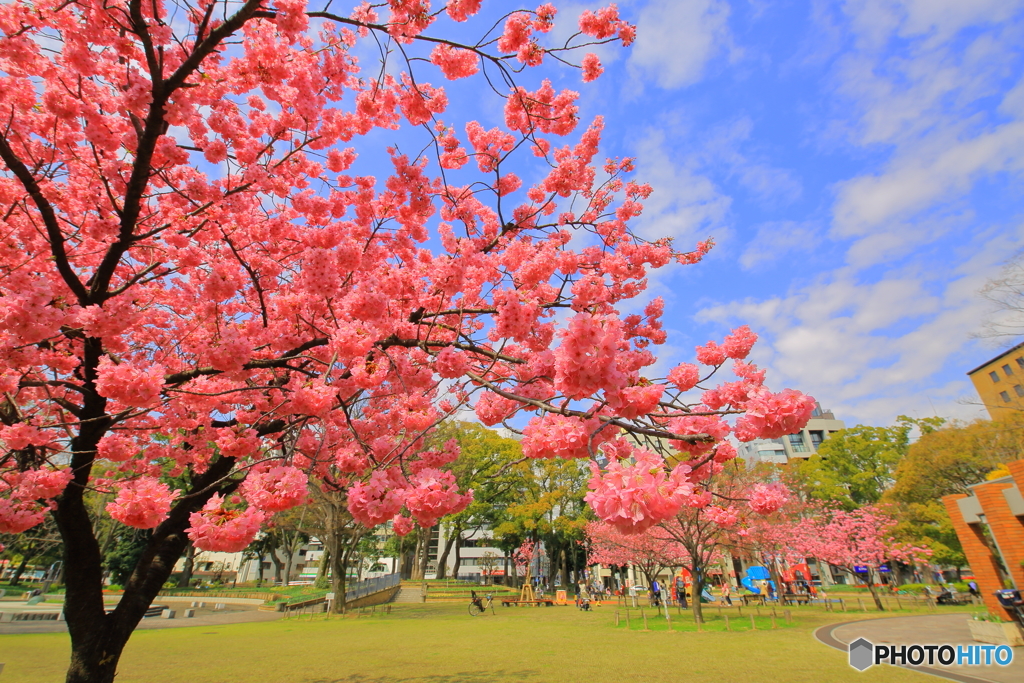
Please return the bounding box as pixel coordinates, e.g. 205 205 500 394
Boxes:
967 341 1024 419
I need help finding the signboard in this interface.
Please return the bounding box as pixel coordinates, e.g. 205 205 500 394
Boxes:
878 566 890 573
853 565 869 573
325 593 335 600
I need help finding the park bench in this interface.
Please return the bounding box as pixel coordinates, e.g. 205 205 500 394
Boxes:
781 593 810 606
740 594 766 606
500 599 555 607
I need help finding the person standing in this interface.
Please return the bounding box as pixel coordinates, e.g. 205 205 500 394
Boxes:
721 580 732 606
651 578 662 607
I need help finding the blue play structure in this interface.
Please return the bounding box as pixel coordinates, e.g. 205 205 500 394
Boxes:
740 566 776 595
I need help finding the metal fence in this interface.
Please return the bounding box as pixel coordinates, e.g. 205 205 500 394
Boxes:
345 572 400 602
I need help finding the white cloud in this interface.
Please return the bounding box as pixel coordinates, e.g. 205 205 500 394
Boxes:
698 228 1024 426
632 128 731 242
739 221 821 270
832 121 1024 238
628 0 733 89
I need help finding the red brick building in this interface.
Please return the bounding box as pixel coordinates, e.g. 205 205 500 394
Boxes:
943 460 1024 620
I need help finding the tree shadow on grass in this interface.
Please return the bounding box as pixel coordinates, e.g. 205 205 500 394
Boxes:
309 670 542 683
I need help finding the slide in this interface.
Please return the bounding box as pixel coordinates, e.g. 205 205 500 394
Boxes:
701 588 714 602
742 566 774 595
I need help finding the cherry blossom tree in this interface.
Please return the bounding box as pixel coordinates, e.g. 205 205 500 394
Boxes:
727 481 813 599
0 1 815 681
793 506 931 610
586 520 685 588
654 457 790 623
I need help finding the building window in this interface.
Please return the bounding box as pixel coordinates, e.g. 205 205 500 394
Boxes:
1016 385 1024 397
1001 391 1011 402
990 371 1001 382
808 430 824 448
787 433 809 452
1017 357 1024 370
1003 364 1014 376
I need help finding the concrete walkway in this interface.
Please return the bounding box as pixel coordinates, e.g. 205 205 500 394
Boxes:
816 613 1024 683
0 598 282 635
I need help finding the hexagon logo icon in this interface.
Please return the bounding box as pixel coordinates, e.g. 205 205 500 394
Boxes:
849 638 874 671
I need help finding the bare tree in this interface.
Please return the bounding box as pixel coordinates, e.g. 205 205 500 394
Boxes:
976 252 1024 341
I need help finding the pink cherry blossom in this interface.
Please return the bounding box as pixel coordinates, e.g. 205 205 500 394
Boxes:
347 468 408 527
667 363 701 392
733 389 816 441
94 359 165 409
430 44 480 80
695 341 727 366
391 514 415 536
403 467 472 526
585 445 694 534
747 482 789 514
240 465 308 512
722 325 757 359
97 433 138 462
521 413 616 459
581 53 603 82
705 505 739 527
0 498 45 533
18 468 73 499
186 495 266 553
107 478 181 529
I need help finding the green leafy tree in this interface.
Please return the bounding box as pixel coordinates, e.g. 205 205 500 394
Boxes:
881 413 1024 575
888 414 1024 503
795 416 944 509
428 422 527 579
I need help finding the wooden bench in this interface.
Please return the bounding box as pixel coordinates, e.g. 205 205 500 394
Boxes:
740 594 766 606
501 599 555 607
781 593 810 605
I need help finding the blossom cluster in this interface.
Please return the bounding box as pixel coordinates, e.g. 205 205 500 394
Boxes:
0 468 73 533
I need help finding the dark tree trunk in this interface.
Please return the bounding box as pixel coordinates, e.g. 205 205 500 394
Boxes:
435 524 458 579
270 547 284 584
691 561 705 624
547 546 560 590
559 546 570 588
177 543 195 588
9 555 30 587
256 556 266 587
284 546 294 586
451 534 462 578
865 569 885 610
315 547 330 585
54 433 239 683
329 545 350 614
419 527 433 579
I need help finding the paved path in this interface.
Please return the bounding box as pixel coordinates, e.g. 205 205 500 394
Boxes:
0 599 282 635
816 613 1023 683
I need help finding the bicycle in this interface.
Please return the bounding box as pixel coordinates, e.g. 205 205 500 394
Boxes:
468 592 494 616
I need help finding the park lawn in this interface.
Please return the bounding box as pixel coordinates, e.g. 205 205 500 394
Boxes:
0 603 950 683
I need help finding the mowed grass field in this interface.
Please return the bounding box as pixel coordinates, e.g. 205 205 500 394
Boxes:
0 602 954 683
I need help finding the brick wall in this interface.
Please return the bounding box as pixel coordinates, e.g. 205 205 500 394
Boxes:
973 479 1024 591
942 493 1012 620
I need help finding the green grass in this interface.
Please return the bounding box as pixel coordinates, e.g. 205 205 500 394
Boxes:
0 602 961 683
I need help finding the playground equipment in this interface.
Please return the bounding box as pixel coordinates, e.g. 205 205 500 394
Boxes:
740 566 776 595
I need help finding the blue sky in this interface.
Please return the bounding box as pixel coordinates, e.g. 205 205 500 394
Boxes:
534 0 1024 427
